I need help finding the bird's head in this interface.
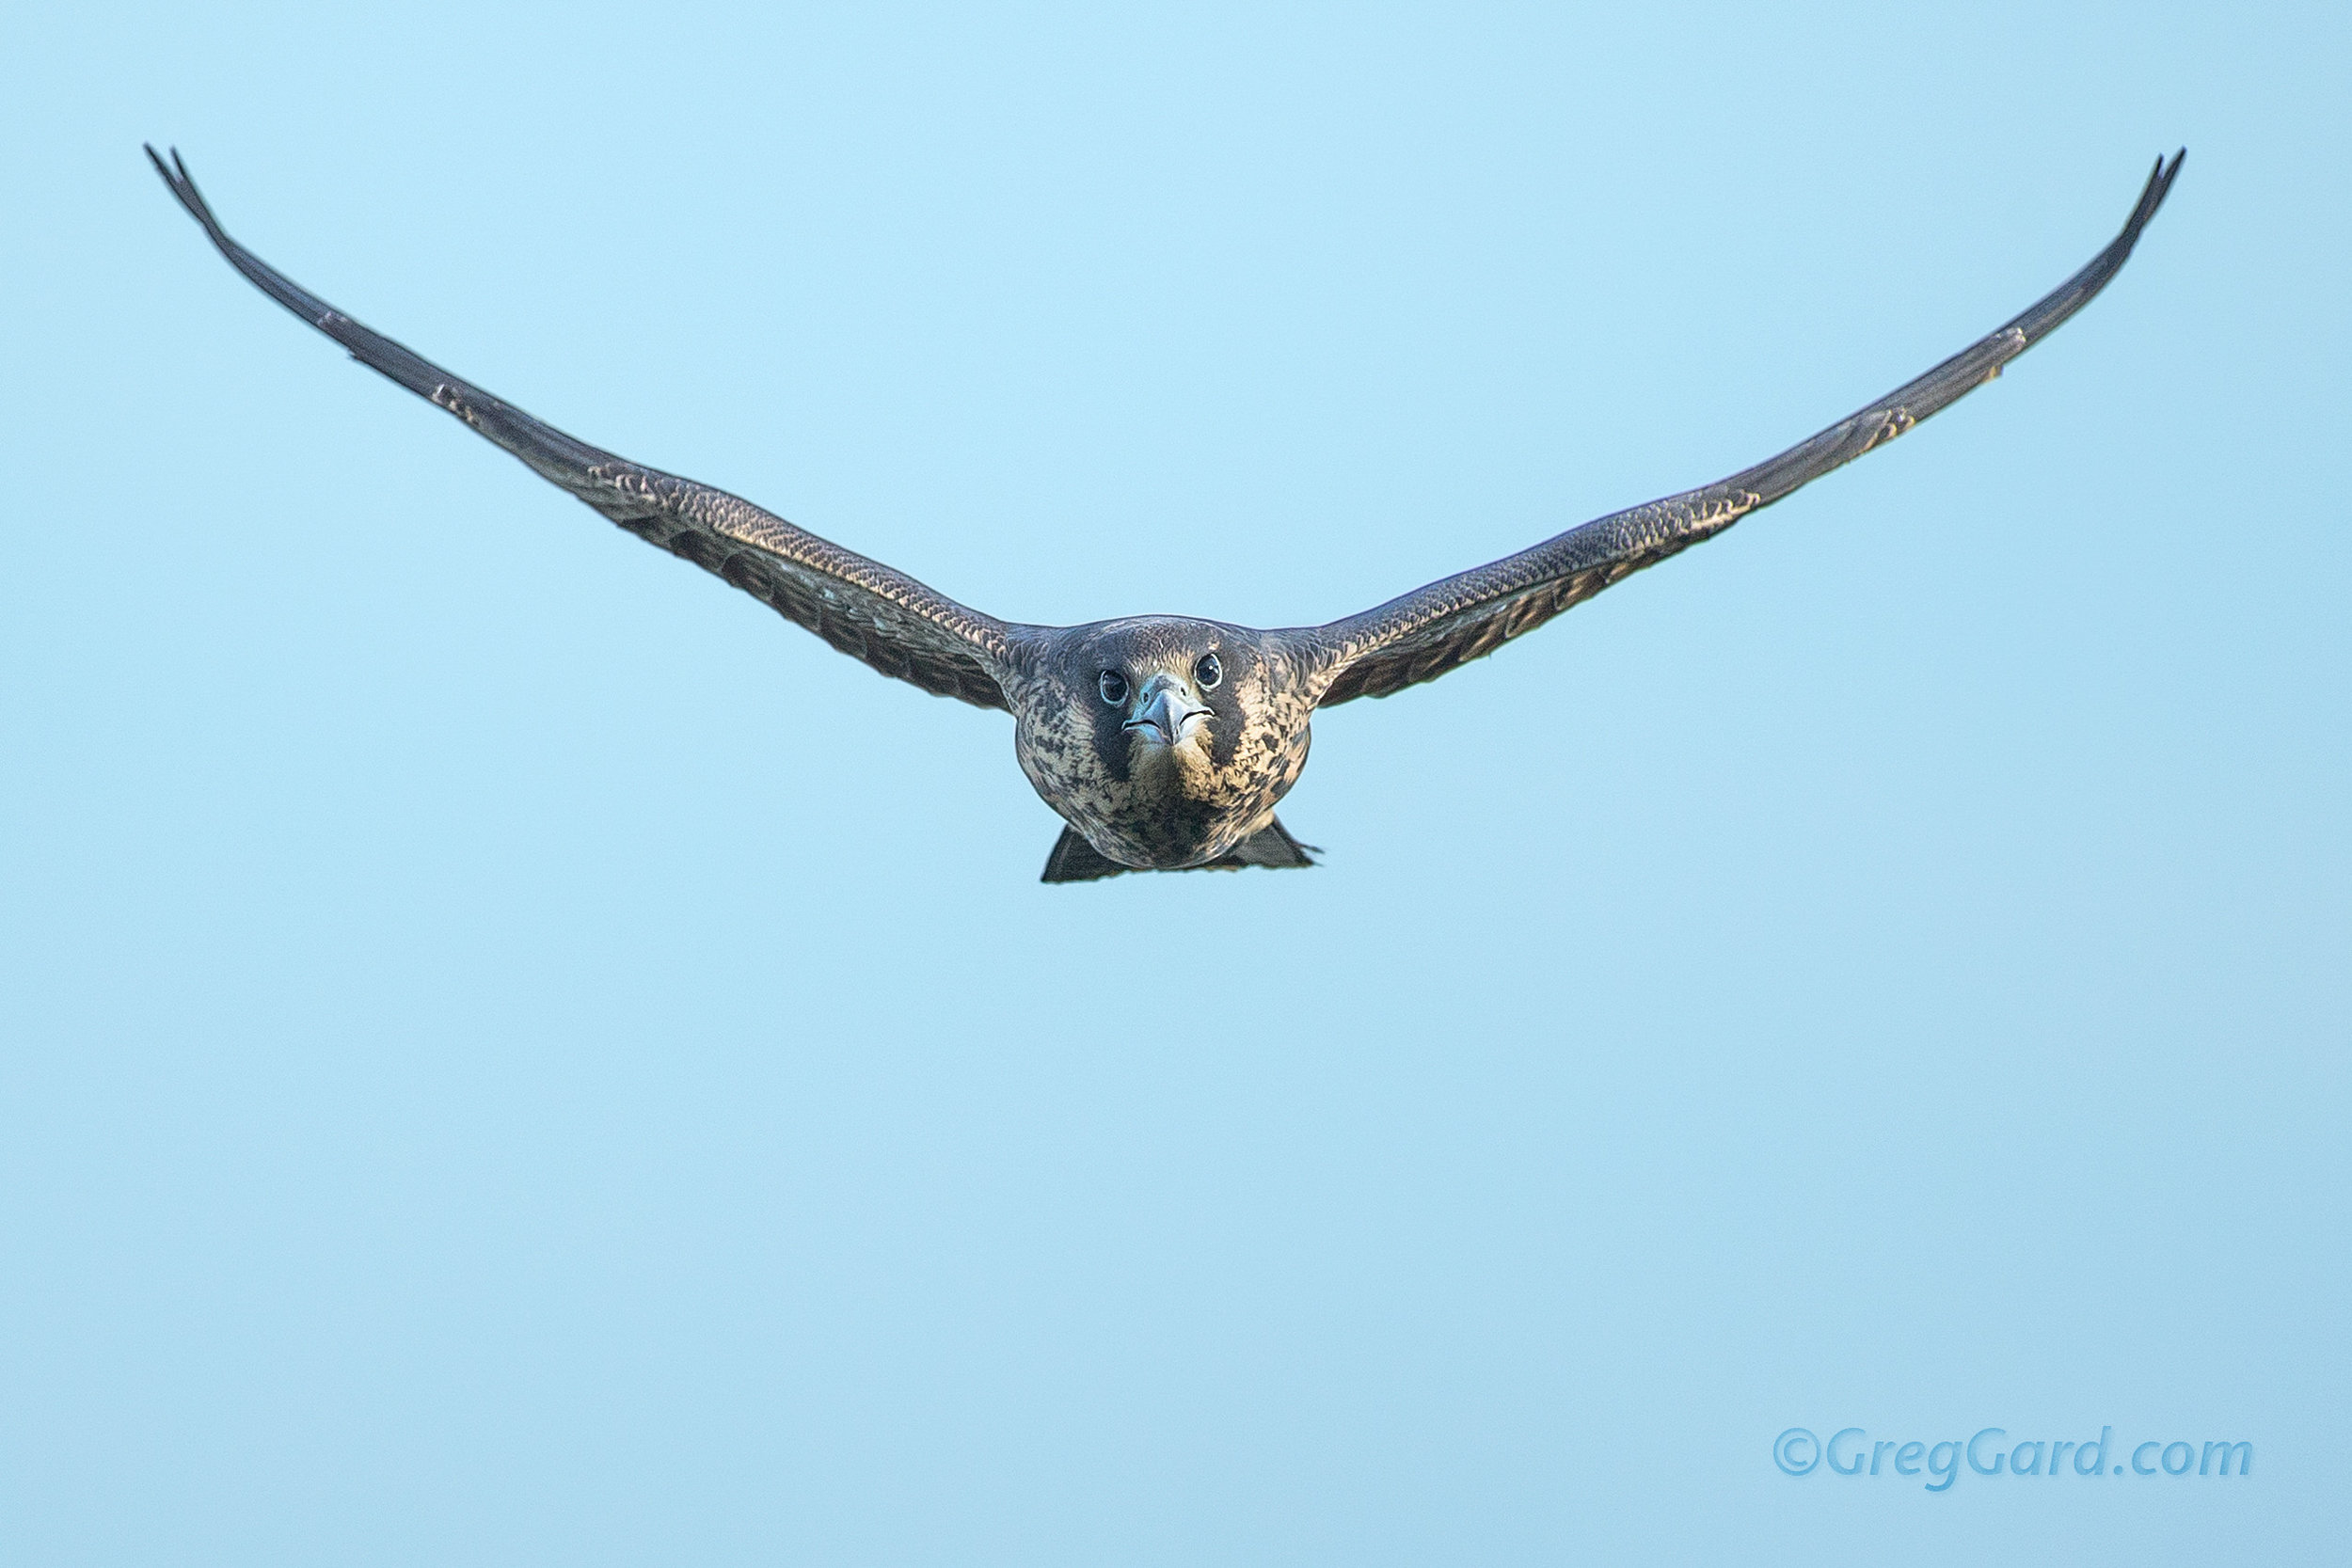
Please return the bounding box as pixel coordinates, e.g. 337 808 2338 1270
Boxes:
1010 616 1315 859
1064 619 1249 785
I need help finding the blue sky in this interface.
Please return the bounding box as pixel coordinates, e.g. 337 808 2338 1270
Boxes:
4 3 2345 1561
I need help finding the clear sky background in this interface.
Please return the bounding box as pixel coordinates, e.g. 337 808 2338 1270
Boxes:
3 3 2344 1562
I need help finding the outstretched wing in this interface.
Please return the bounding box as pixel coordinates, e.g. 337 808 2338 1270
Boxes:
1299 151 2184 707
150 147 1016 710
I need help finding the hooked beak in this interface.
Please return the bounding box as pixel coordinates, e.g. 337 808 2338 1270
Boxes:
1122 675 1205 748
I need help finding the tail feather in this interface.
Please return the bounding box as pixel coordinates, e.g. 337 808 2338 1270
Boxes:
1039 819 1322 883
1040 826 1132 882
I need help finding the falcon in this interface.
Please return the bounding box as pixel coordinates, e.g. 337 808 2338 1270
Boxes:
150 147 2183 882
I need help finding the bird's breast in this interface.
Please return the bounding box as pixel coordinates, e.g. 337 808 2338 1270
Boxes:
1012 701 1311 870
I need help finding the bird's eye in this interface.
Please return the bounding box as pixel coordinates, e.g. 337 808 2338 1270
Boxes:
1194 653 1222 689
1097 670 1128 705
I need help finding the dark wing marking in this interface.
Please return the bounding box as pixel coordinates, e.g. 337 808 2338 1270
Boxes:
149 147 1016 710
1298 151 2184 707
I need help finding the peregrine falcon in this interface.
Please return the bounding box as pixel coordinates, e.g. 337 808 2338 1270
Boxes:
150 147 2183 882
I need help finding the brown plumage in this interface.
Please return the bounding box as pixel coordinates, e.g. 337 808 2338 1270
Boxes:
149 147 2182 882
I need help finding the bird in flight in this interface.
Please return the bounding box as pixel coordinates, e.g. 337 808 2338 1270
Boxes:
151 147 2181 882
